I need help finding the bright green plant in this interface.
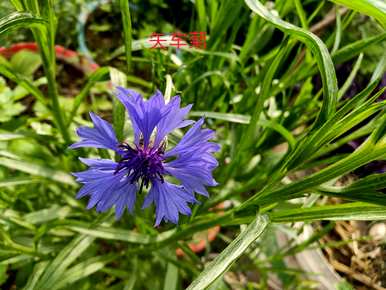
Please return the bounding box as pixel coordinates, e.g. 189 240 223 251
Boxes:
0 0 385 289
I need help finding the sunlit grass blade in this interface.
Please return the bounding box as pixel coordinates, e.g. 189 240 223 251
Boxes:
330 0 386 28
0 64 47 106
163 262 179 290
0 11 46 35
208 0 244 48
52 255 117 290
337 53 363 100
186 215 269 290
0 157 75 185
119 0 132 73
189 111 250 124
64 222 154 244
34 235 95 290
271 202 386 222
23 261 49 290
195 0 206 32
67 67 110 126
245 0 338 127
0 177 40 187
109 67 127 141
333 32 386 64
24 206 71 224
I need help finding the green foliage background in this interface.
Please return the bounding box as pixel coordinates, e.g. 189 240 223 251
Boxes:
0 0 385 289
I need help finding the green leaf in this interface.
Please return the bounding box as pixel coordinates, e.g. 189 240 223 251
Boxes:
53 255 116 290
119 0 132 73
337 53 363 100
209 0 244 48
0 132 26 141
0 264 8 285
245 0 338 127
64 222 155 244
330 0 386 29
190 111 250 124
163 262 179 290
0 64 47 106
0 12 46 35
0 177 40 187
110 67 127 141
10 50 42 77
186 214 269 290
23 261 49 290
67 67 110 126
271 202 386 222
317 172 386 206
192 109 295 150
195 0 207 32
35 235 95 290
337 172 386 194
336 280 355 290
333 32 386 65
24 206 71 224
0 157 75 185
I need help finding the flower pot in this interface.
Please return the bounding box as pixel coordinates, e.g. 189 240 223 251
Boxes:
176 203 224 257
0 42 99 74
176 225 220 257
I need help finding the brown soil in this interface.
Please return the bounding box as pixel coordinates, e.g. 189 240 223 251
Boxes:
317 199 386 290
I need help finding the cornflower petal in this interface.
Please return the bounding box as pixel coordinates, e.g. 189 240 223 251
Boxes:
153 96 193 147
72 158 137 218
70 112 119 151
142 180 197 226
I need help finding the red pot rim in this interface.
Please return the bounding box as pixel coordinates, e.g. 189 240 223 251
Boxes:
176 203 224 257
0 42 99 74
175 225 220 257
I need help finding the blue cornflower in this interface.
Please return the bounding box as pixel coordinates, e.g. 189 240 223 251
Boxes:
70 87 219 226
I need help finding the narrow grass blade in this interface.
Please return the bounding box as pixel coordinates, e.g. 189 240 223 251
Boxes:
337 53 363 100
109 67 127 141
0 64 47 105
0 157 75 185
186 215 269 290
119 0 132 73
64 222 154 244
0 12 46 35
163 262 179 290
67 67 110 126
53 255 116 290
189 111 250 124
333 32 386 64
245 0 338 126
0 177 40 187
330 0 386 28
24 206 71 224
35 235 95 290
23 261 49 290
195 0 207 32
271 202 386 222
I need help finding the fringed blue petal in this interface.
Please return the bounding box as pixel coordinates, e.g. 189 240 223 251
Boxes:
72 158 137 219
142 180 197 226
70 112 119 151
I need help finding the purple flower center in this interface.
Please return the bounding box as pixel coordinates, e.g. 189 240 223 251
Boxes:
115 142 165 188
